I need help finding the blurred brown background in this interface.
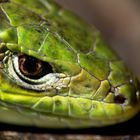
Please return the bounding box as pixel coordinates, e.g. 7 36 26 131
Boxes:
56 0 140 80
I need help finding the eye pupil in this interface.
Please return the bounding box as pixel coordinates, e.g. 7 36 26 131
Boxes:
18 54 53 79
19 56 41 74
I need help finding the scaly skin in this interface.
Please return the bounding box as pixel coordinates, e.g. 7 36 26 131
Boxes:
0 0 140 128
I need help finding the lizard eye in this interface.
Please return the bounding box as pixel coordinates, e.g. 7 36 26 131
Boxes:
18 54 53 79
2 53 69 92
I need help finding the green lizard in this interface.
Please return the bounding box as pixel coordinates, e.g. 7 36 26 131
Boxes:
0 0 140 128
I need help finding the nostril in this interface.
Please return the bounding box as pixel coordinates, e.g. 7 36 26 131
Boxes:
114 94 126 104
